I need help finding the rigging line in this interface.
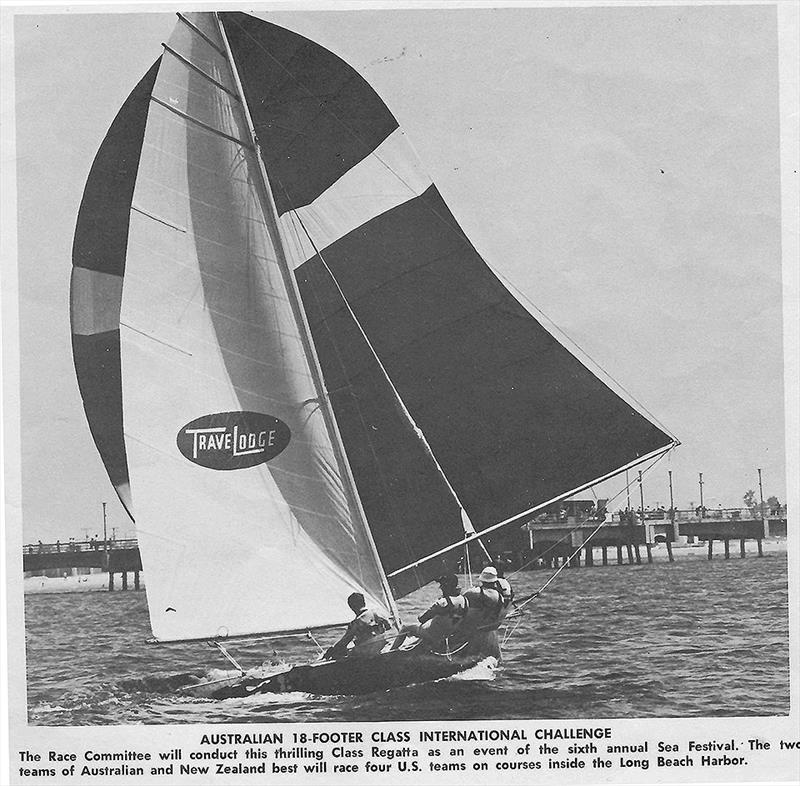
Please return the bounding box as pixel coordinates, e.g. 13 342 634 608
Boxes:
283 210 473 582
306 630 326 656
513 449 673 611
490 267 679 442
209 640 244 673
318 130 679 446
282 210 423 576
506 471 635 578
510 486 618 573
287 204 491 561
119 322 193 357
388 441 675 578
501 449 673 648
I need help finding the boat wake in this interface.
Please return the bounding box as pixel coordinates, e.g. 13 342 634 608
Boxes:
118 671 211 694
448 656 499 682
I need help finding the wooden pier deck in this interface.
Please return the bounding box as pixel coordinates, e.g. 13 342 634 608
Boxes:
514 506 787 568
23 539 142 590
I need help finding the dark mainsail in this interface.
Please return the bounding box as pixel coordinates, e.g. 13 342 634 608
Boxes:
297 186 672 534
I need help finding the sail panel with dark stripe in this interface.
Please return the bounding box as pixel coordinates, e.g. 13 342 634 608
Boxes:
220 12 399 215
70 58 162 516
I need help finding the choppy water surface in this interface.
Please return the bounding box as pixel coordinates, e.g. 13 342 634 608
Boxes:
25 552 789 724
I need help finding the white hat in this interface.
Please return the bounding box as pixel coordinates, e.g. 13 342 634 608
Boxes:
478 566 498 583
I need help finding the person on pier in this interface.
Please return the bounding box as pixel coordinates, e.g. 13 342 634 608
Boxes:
389 573 468 652
324 592 392 660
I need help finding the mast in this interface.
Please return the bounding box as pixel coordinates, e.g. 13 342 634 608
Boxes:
214 13 400 626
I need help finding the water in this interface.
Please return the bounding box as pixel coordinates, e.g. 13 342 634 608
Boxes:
25 552 790 724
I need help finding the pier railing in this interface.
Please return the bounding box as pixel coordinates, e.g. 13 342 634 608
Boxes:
529 506 787 527
22 539 142 586
23 538 137 556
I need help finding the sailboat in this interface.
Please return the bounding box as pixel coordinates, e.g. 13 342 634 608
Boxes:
70 11 676 697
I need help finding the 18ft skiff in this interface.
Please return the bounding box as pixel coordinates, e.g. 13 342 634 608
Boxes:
70 11 677 695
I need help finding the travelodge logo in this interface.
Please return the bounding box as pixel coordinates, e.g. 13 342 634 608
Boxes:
176 412 291 470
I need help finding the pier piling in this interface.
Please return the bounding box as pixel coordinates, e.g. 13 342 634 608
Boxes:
602 546 608 566
108 571 114 591
134 570 140 589
645 543 653 564
724 539 730 560
707 539 714 560
739 539 746 559
121 570 128 590
666 540 674 562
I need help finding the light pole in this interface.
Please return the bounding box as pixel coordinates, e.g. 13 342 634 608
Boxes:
698 472 704 519
102 501 108 569
626 470 631 511
758 468 766 536
638 470 645 523
668 470 674 519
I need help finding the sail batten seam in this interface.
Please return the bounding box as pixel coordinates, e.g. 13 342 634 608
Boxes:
150 96 253 149
161 43 241 101
131 204 187 233
176 12 227 57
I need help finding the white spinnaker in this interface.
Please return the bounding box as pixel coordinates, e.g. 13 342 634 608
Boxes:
120 14 389 642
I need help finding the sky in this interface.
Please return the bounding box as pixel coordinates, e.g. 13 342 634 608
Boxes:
5 3 792 543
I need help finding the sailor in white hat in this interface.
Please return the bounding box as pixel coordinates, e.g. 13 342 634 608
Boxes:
462 566 504 619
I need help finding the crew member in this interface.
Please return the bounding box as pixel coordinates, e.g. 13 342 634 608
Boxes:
455 566 506 659
492 560 514 608
324 592 392 660
390 573 467 651
462 566 505 620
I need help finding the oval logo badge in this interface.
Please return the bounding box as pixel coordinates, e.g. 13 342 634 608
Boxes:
176 411 290 470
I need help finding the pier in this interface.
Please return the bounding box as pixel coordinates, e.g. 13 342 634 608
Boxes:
22 505 787 587
501 502 788 569
23 539 142 590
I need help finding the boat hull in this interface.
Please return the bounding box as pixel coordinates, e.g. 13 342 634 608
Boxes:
209 648 484 698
